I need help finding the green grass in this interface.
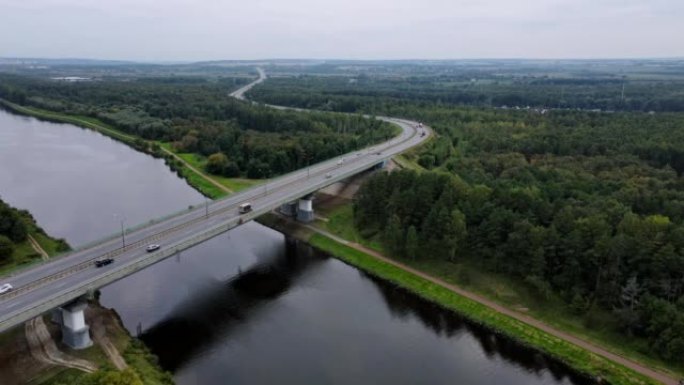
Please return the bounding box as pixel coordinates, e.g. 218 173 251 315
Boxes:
122 340 174 385
172 150 262 192
158 142 262 197
393 154 425 171
320 205 384 250
0 240 42 274
174 162 227 199
309 233 658 385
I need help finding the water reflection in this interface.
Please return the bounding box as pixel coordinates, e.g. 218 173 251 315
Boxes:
368 272 592 385
140 239 592 385
141 239 324 371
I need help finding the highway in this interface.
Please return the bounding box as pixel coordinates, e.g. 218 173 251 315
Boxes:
0 68 430 333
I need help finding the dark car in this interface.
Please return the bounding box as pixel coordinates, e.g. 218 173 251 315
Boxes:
95 258 114 268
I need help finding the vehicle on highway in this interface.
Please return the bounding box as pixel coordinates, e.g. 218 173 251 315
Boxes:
375 151 382 155
325 173 332 178
146 244 161 252
94 258 114 268
337 159 344 165
239 202 252 214
421 131 426 137
0 283 13 294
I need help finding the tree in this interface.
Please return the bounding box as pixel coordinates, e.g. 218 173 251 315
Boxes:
0 235 13 260
384 215 405 258
206 152 229 175
405 225 419 260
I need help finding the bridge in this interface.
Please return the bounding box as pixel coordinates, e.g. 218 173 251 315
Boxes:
0 69 430 348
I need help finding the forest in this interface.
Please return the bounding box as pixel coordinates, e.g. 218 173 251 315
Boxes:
0 74 395 179
249 70 684 113
248 71 684 364
0 198 28 260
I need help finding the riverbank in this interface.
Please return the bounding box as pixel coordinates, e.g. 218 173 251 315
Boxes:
0 100 257 200
0 201 69 276
257 209 673 385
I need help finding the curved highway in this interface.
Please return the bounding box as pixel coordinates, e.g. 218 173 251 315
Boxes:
0 68 430 333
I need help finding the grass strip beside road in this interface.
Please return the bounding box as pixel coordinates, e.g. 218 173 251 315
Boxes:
309 233 664 385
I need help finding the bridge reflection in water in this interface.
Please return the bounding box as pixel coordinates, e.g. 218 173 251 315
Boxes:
140 239 593 385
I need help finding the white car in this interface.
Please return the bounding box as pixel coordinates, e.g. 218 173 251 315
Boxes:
325 173 332 179
0 283 13 294
146 244 161 252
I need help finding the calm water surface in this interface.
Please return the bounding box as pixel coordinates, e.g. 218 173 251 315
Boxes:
0 108 592 385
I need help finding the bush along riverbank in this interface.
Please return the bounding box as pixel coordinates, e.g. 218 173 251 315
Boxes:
257 213 663 385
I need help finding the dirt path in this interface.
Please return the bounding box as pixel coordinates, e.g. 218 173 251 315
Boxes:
28 235 49 261
159 148 234 194
24 317 97 373
90 318 127 370
299 221 679 385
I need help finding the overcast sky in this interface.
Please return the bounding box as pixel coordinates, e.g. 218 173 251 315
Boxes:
1 0 682 61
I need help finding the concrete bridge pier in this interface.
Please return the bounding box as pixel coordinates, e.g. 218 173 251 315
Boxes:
52 299 92 349
296 194 315 223
279 201 298 217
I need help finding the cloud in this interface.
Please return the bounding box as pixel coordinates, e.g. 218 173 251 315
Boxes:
0 0 682 60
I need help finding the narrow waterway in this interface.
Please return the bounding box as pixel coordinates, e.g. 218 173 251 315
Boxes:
0 108 592 385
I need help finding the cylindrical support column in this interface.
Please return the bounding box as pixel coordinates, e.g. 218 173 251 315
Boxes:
60 300 92 349
296 196 315 223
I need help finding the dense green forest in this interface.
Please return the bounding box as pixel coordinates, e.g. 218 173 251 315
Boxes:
353 107 684 364
248 71 684 364
0 74 395 178
250 72 684 112
0 199 29 259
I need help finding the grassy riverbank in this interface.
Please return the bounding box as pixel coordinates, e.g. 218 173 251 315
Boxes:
318 201 684 381
308 233 656 385
0 100 260 200
257 210 660 384
0 204 69 276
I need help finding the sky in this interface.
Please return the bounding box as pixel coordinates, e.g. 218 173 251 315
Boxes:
1 0 683 61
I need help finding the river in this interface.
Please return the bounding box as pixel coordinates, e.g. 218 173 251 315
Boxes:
0 108 592 385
